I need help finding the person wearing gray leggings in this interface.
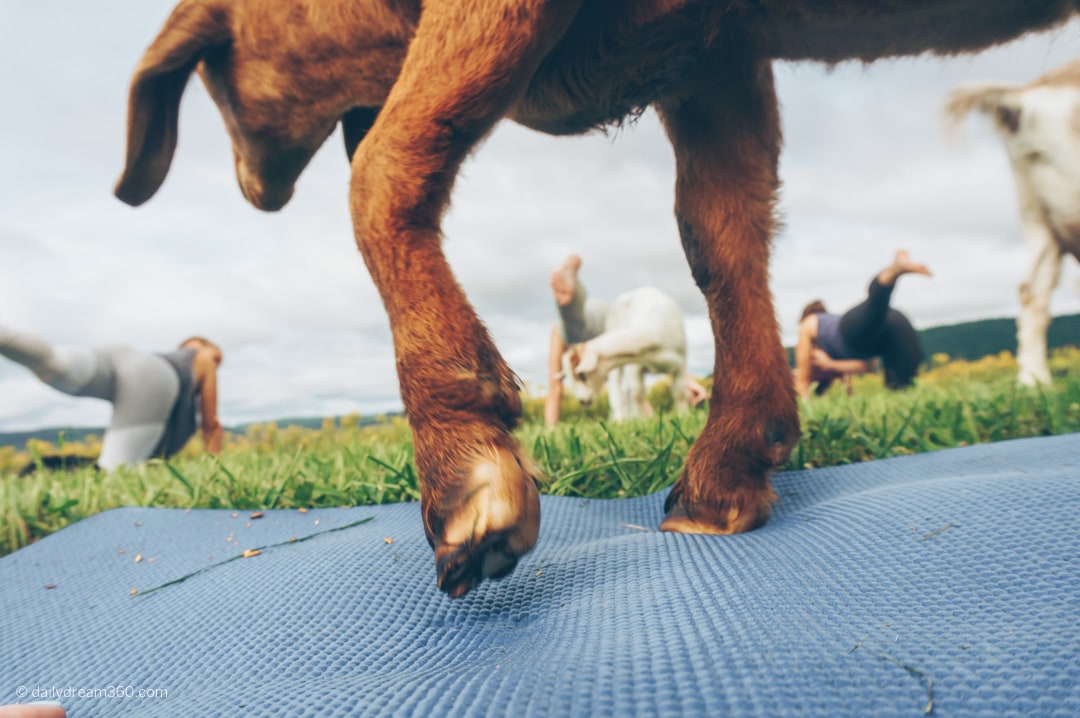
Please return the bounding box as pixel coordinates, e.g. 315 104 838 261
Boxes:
545 255 708 425
545 255 611 426
0 327 223 470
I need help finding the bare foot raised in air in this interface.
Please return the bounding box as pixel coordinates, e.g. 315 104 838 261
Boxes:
550 254 582 307
879 249 932 286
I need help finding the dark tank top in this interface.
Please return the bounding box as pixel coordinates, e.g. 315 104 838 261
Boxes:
152 348 200 459
815 312 873 361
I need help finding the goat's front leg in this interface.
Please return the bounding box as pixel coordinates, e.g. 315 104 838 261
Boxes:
656 59 799 534
1016 212 1062 386
606 366 628 421
670 370 689 413
619 364 648 420
351 0 582 597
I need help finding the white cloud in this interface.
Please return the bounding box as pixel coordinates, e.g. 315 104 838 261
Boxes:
2 4 1079 430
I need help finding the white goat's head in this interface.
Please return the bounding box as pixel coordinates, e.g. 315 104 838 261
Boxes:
560 343 605 406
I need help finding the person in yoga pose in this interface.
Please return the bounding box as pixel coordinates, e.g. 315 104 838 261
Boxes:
545 255 707 426
545 255 610 426
793 250 932 400
0 327 223 469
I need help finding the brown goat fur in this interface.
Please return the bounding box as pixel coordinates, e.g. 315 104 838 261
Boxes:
117 0 1079 596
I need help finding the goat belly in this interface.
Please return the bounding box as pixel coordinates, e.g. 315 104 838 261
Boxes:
755 1 1079 65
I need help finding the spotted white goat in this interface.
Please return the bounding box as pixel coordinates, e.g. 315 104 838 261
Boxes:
945 59 1080 385
561 287 690 420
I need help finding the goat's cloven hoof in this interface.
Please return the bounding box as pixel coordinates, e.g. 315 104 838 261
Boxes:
660 481 776 535
431 445 540 598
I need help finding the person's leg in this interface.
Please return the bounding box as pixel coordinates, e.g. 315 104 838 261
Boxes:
840 250 931 355
880 310 923 390
96 347 179 471
550 254 582 309
580 296 609 339
0 325 98 395
547 255 608 426
546 256 584 428
552 254 588 340
545 324 566 427
552 254 611 343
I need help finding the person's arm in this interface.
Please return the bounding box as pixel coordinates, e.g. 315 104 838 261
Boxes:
545 325 566 427
811 348 874 376
193 353 223 453
793 315 817 400
685 376 708 407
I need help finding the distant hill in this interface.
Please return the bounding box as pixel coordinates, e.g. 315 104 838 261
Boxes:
785 312 1079 366
229 413 401 434
0 413 402 452
0 426 106 451
919 313 1080 361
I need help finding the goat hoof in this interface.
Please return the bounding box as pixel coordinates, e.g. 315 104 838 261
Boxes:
658 408 796 534
1017 369 1051 387
428 445 540 598
660 480 776 535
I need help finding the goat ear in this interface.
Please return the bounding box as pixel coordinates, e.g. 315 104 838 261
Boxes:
565 344 582 368
115 0 231 206
575 345 598 374
341 107 381 162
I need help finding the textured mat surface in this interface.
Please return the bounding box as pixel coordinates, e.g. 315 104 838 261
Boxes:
2 434 1078 717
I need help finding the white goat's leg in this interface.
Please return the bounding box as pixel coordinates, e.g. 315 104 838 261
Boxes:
623 364 647 418
1016 219 1062 386
671 371 690 413
606 366 627 421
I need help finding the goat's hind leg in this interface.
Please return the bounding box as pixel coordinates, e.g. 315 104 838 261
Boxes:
350 0 582 597
656 58 799 534
670 370 689 413
1015 210 1062 386
606 366 628 421
625 364 649 418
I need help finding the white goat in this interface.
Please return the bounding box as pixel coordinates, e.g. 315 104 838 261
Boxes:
561 287 690 420
945 59 1080 386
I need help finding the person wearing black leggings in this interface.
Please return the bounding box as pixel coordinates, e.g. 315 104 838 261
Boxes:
793 250 932 399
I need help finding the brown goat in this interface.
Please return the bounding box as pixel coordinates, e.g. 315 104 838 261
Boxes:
115 0 1079 597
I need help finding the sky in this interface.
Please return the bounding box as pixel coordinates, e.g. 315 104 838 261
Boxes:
2 3 1080 431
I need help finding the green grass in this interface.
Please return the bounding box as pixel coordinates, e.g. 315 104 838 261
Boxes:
2 349 1079 557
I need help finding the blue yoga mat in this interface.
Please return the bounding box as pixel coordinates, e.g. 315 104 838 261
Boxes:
2 434 1078 717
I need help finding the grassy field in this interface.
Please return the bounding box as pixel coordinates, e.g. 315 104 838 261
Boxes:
2 347 1078 557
